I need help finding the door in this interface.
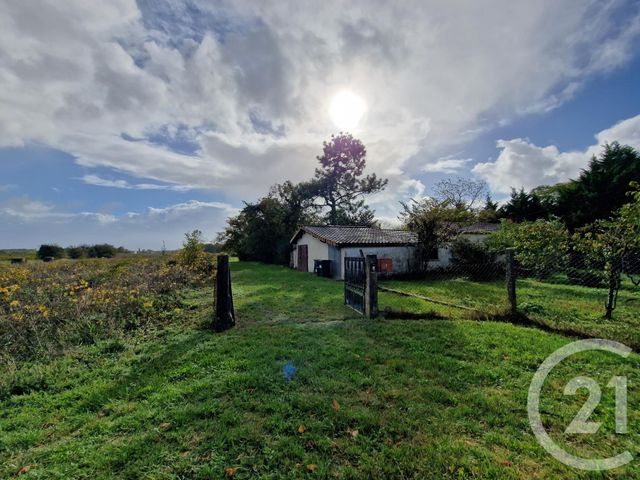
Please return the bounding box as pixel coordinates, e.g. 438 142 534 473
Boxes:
297 245 308 272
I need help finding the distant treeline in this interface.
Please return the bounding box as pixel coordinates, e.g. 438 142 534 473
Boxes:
37 244 131 260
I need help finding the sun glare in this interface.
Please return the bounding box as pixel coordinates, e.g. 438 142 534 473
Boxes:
329 90 366 131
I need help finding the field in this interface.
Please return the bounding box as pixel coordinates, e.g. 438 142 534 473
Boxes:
1 260 640 478
380 275 640 348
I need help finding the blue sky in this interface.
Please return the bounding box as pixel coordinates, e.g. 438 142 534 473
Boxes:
1 1 640 249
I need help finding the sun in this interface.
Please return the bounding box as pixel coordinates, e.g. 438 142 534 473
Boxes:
329 90 366 131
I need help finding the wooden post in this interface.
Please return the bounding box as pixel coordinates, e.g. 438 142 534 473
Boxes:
505 248 517 315
365 255 378 319
214 255 236 332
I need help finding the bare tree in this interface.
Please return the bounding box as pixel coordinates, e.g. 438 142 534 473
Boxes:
434 177 488 210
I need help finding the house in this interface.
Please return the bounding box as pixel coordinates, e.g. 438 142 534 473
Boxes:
290 223 500 279
290 225 418 279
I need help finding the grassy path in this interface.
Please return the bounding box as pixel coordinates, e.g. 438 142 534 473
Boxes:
1 262 639 478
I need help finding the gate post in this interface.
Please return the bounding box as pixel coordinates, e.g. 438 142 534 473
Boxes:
365 255 378 319
214 255 236 332
505 248 517 316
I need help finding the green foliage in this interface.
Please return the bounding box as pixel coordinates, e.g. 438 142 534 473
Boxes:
477 194 499 223
556 142 640 229
177 230 216 278
449 237 500 280
488 219 570 277
36 244 65 260
400 197 476 269
573 182 640 318
498 188 548 222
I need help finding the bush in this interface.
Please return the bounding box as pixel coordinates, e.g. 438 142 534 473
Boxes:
87 244 117 258
487 219 570 278
449 237 501 280
37 244 65 260
177 230 216 280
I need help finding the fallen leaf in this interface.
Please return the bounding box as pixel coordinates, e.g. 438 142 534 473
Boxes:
306 464 317 472
347 428 359 438
16 465 32 476
298 424 306 433
159 422 171 430
224 466 237 477
331 399 340 411
180 451 190 458
154 435 162 443
501 460 512 467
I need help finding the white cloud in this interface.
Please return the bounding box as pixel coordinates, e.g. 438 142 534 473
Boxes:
422 158 471 174
473 114 640 194
0 0 638 207
80 174 195 192
0 197 238 249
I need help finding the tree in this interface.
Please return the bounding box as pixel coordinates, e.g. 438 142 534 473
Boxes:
66 245 89 259
313 133 387 225
498 188 548 222
487 219 570 278
37 244 65 260
556 142 640 229
87 244 117 258
434 177 488 210
399 197 475 270
477 194 499 223
573 182 640 318
218 181 320 264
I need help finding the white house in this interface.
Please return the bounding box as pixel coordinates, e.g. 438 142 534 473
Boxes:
290 223 499 279
290 226 418 279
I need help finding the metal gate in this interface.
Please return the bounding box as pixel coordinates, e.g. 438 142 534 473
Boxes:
344 257 366 314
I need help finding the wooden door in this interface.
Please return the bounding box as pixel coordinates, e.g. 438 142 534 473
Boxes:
297 245 308 272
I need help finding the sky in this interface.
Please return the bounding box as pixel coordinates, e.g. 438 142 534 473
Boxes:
1 0 640 249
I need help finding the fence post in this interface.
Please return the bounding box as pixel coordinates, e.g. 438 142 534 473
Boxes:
214 255 236 332
505 248 517 315
365 255 378 319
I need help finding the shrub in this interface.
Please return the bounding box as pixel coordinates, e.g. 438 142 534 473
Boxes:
37 244 65 260
487 219 570 278
177 230 216 281
449 237 501 280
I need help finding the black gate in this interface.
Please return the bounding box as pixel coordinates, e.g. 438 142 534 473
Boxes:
344 257 366 314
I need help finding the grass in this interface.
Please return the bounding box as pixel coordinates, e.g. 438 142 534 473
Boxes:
380 275 640 348
1 262 640 478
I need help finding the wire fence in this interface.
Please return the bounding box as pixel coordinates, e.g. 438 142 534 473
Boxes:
378 250 640 344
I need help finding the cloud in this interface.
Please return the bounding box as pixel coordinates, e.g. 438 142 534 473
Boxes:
0 197 238 249
473 114 640 194
80 174 195 192
0 184 16 192
422 158 471 174
0 0 638 207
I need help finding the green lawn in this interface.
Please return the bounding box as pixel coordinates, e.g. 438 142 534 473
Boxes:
380 275 640 348
1 262 640 478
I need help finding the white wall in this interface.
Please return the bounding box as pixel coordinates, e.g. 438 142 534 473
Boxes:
339 245 416 279
428 233 490 268
292 232 329 272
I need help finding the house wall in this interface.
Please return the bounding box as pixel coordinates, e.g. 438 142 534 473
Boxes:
339 245 416 280
428 233 490 269
291 232 329 272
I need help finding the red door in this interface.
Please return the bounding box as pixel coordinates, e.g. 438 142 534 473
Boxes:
297 245 308 272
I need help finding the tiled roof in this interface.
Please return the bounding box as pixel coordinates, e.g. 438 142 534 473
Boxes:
458 222 500 234
291 225 418 247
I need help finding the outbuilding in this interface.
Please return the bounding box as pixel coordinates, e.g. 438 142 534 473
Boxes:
290 223 500 279
290 225 418 279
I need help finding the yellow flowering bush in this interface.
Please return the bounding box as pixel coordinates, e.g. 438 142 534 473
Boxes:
0 255 214 363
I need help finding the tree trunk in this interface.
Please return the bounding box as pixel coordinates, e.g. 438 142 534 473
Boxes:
605 258 622 320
